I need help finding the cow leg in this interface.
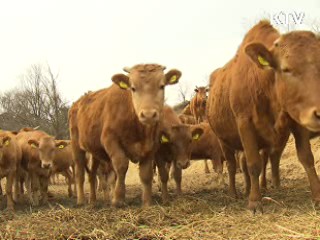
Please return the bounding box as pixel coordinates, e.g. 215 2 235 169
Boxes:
13 169 20 203
269 149 282 189
71 165 76 196
39 175 49 205
172 161 182 194
204 160 210 174
6 172 15 211
219 141 237 198
88 156 99 206
292 125 320 204
61 170 73 198
72 145 86 205
139 159 153 207
237 120 262 212
155 159 169 204
212 157 224 186
30 171 41 206
240 154 250 196
260 149 269 190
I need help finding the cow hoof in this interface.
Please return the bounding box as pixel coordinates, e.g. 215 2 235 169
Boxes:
248 200 263 214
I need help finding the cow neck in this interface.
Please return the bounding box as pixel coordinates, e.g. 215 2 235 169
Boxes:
123 99 159 161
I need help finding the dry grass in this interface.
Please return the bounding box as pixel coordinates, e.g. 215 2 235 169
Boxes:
1 136 320 240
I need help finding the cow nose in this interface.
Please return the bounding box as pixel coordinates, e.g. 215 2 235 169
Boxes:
42 163 51 168
314 110 320 120
139 109 159 123
177 161 190 170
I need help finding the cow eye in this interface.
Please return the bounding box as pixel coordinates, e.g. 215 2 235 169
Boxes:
131 87 136 92
159 85 165 90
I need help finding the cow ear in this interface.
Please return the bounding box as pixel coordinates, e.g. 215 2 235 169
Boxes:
28 139 39 148
3 136 11 146
191 127 204 141
245 43 276 69
112 74 131 90
160 132 170 144
56 141 69 149
165 69 181 85
194 88 199 92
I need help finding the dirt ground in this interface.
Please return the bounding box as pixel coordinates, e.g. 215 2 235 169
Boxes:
1 136 320 240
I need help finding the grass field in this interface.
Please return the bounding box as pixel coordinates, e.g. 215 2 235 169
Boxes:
1 136 320 240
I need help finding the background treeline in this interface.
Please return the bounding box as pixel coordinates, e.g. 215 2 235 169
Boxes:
0 64 69 139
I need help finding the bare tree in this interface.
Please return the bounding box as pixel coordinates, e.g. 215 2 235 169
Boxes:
0 63 70 139
177 82 190 103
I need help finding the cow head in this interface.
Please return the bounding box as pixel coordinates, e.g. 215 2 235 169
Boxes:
194 86 208 107
160 125 203 169
28 136 57 168
112 64 181 125
0 134 11 162
246 31 320 132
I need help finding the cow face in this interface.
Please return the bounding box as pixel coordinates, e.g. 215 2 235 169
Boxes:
0 135 11 162
112 64 181 125
246 31 320 132
28 137 56 168
160 125 203 169
194 86 208 104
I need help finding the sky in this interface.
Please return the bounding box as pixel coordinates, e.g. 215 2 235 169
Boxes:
0 0 319 106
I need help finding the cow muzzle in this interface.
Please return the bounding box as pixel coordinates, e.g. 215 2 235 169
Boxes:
300 107 320 132
177 160 190 170
139 109 159 125
41 162 52 169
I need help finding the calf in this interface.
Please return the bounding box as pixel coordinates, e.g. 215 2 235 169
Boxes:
207 20 320 212
190 86 208 124
69 64 181 207
155 106 203 203
16 128 57 206
167 122 225 193
0 131 22 210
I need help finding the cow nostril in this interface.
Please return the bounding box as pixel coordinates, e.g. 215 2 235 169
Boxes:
140 112 145 119
314 111 320 120
152 111 157 119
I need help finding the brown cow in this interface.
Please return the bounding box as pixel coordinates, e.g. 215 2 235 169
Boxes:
69 64 181 207
155 106 203 203
178 112 214 173
190 86 208 124
29 140 74 197
167 122 225 194
207 20 320 212
0 131 21 210
16 129 57 206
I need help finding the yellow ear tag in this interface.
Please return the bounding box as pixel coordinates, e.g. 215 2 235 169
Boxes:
169 75 177 83
4 140 10 146
31 143 37 149
58 145 64 149
160 135 169 143
119 81 129 89
258 55 269 66
192 133 200 141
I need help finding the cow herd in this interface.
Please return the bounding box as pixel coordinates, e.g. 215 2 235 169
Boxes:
1 20 320 213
